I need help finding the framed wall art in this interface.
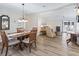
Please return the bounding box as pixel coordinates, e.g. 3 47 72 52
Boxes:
0 15 10 30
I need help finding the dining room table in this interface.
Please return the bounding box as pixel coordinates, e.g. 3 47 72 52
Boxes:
8 31 30 38
7 30 30 50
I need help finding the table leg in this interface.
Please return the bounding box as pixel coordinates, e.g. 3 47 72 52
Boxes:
17 37 24 51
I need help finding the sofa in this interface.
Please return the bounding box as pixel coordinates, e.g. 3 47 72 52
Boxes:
40 25 56 38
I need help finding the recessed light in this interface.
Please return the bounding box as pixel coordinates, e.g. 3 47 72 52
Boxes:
42 5 46 7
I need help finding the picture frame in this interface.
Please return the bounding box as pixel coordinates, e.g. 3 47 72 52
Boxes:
0 15 10 30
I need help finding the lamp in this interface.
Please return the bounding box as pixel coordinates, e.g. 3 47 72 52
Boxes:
77 7 79 15
18 3 28 22
75 4 79 15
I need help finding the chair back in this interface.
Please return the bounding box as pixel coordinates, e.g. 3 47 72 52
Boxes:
0 31 8 46
29 32 36 42
31 27 37 38
71 34 77 43
31 27 37 32
17 28 25 33
32 27 37 30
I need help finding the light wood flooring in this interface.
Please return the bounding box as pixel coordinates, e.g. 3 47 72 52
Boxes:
0 35 79 56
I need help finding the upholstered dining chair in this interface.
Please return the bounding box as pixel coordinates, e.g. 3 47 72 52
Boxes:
31 27 37 47
0 31 20 56
22 31 37 52
31 27 37 31
32 27 37 33
17 28 29 39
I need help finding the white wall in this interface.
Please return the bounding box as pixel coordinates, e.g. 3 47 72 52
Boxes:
25 4 76 33
25 14 38 30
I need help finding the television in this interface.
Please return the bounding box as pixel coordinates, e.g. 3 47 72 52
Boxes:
56 26 60 32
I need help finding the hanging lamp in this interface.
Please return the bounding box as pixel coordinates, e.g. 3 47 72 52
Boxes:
18 3 28 22
75 3 79 15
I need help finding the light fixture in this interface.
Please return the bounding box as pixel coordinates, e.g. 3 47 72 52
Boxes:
75 4 79 15
77 7 79 15
42 5 46 7
18 3 28 22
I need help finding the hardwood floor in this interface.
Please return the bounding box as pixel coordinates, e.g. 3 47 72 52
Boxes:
0 35 79 56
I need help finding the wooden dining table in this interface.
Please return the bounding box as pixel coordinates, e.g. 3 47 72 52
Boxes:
8 31 30 38
7 31 30 50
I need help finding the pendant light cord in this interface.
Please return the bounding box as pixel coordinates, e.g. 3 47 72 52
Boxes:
22 3 24 19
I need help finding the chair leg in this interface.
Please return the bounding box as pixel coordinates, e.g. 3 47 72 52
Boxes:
1 44 4 54
29 44 32 53
35 41 37 48
19 43 23 51
5 47 8 56
24 43 27 48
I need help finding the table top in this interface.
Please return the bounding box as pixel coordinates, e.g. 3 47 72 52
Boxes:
8 31 30 38
63 31 79 34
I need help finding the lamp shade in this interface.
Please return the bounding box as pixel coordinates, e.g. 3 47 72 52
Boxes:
77 9 79 14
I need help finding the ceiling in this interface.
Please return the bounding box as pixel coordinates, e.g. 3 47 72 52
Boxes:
0 3 73 14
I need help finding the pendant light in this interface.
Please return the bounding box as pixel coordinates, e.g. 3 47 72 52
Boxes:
77 7 79 15
18 3 28 22
75 3 79 15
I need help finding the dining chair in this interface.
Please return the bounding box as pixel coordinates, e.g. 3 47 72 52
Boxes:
16 28 30 50
17 28 25 33
31 27 37 46
31 27 37 32
66 34 77 45
0 31 20 56
22 31 37 52
17 28 29 39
